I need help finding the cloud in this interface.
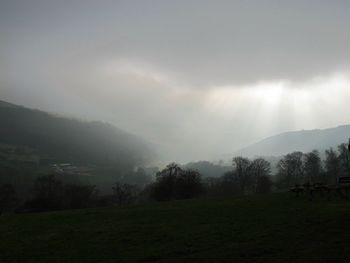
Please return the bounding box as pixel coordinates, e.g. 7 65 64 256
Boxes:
2 0 350 86
1 0 350 162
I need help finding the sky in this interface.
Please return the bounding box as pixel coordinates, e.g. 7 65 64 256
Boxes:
1 0 350 162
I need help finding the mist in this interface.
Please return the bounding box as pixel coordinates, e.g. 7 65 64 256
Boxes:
1 0 350 162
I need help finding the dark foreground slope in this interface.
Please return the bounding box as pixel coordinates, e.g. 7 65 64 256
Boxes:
1 194 350 262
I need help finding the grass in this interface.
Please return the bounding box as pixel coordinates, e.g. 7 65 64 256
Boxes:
1 193 350 262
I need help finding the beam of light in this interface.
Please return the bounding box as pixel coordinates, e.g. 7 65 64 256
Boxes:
204 72 350 144
86 58 350 158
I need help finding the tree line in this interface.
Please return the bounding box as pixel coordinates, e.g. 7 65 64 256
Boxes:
276 143 350 189
1 143 350 214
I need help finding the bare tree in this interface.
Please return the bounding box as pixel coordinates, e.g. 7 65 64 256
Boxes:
276 151 303 188
303 150 323 183
232 157 252 193
151 163 203 201
324 148 340 184
153 163 183 201
338 143 350 177
250 158 271 193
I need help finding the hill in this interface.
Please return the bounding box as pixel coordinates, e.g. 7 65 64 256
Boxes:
0 100 153 167
236 125 350 157
183 161 231 178
1 193 350 262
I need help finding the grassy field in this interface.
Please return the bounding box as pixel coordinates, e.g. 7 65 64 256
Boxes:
1 193 350 262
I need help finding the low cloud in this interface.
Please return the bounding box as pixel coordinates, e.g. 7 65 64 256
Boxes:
1 0 350 162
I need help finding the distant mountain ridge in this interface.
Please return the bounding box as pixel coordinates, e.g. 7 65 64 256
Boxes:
236 125 350 157
0 99 153 166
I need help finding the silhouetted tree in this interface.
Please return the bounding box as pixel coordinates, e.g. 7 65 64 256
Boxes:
250 158 271 193
303 150 323 183
324 148 340 184
152 163 183 201
174 169 203 199
204 158 272 196
276 151 303 189
151 163 203 201
232 157 252 193
338 143 350 177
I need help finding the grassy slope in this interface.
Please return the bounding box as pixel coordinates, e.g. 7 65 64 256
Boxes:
1 194 350 262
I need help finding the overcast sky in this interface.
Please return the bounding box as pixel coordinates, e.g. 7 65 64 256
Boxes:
1 0 350 162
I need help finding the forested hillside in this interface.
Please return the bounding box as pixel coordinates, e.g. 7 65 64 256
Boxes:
0 100 155 192
0 100 153 166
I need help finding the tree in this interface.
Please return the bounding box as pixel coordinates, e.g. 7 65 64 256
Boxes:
151 163 203 201
324 148 340 184
338 143 350 177
303 150 323 183
175 169 203 199
276 151 303 189
232 157 252 193
152 163 183 201
250 158 271 193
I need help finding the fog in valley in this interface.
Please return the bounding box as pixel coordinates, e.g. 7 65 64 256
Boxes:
2 1 350 162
